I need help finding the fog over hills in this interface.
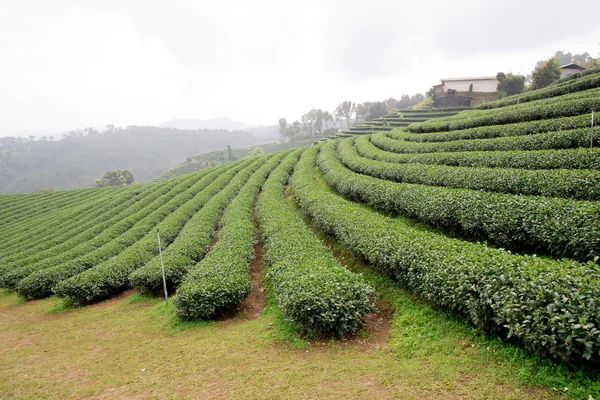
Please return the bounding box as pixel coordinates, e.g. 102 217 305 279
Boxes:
161 117 279 139
161 117 258 132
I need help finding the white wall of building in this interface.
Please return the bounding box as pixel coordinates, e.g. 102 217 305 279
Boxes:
443 78 498 93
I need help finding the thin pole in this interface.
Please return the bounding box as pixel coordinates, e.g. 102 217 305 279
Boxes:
157 229 169 304
592 109 595 148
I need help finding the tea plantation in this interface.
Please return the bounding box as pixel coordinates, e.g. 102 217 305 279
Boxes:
1 68 600 397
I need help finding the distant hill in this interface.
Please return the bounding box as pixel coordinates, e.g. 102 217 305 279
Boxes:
0 126 263 194
161 117 280 140
161 117 258 132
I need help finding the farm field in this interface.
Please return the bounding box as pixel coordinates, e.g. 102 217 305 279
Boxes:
1 67 600 398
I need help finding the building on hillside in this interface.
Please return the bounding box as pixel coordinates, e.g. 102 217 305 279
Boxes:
560 63 586 77
438 76 499 93
432 76 499 107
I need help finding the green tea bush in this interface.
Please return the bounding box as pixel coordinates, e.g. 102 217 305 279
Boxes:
318 142 600 261
355 135 600 170
371 128 599 154
3 171 207 291
130 154 282 295
294 145 600 364
52 159 259 304
257 150 374 337
409 92 600 133
394 113 598 143
339 138 600 200
173 152 287 320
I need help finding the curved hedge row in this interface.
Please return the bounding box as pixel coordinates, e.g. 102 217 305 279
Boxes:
409 95 600 133
0 186 133 259
395 113 597 143
318 142 600 261
0 184 158 264
294 145 600 364
0 187 118 243
476 70 600 110
173 152 287 320
10 164 234 297
51 159 259 304
130 153 283 295
0 171 209 289
355 135 600 170
371 128 599 154
258 149 374 336
340 138 600 200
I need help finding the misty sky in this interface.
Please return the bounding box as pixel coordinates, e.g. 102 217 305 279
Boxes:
1 0 599 137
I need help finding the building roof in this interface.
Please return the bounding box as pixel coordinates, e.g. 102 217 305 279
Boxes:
440 76 497 82
561 63 586 70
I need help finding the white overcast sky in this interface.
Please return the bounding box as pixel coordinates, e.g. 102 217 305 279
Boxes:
1 0 599 137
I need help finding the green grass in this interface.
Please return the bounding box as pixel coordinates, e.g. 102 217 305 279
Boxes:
0 287 577 399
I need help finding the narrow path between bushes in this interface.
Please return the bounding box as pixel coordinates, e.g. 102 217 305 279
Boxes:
237 210 266 320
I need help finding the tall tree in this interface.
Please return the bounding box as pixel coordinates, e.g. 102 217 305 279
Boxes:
496 72 526 96
226 144 237 161
278 118 288 141
366 102 387 121
531 58 562 90
335 101 356 129
397 94 412 109
323 111 333 129
95 169 135 187
410 93 425 106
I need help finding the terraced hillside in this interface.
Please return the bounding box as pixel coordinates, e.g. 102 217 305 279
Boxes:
1 68 600 371
337 107 468 137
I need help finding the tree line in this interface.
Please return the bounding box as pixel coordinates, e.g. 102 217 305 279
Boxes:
278 94 424 142
495 50 599 97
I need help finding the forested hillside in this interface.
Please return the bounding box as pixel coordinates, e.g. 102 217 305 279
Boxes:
0 126 261 194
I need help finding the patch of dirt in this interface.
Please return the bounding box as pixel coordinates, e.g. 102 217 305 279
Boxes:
237 231 266 320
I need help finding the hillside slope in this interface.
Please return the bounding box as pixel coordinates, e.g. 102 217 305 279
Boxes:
1 69 600 375
0 126 261 194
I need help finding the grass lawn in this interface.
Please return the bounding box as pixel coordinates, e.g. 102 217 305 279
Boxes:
1 267 588 400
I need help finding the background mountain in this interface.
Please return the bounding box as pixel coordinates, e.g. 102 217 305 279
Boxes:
161 117 280 139
0 126 264 194
160 117 258 132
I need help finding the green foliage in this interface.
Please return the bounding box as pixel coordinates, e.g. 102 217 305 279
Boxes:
226 145 238 161
394 113 598 143
479 68 600 109
408 88 600 132
13 169 224 298
130 155 273 295
94 169 135 188
339 138 600 200
355 135 600 171
296 144 600 364
365 102 387 121
257 150 374 337
173 153 287 320
373 128 599 154
531 58 562 90
318 141 599 261
52 159 256 304
496 72 526 96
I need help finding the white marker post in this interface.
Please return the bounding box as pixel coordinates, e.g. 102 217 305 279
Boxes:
156 229 169 304
592 109 595 148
